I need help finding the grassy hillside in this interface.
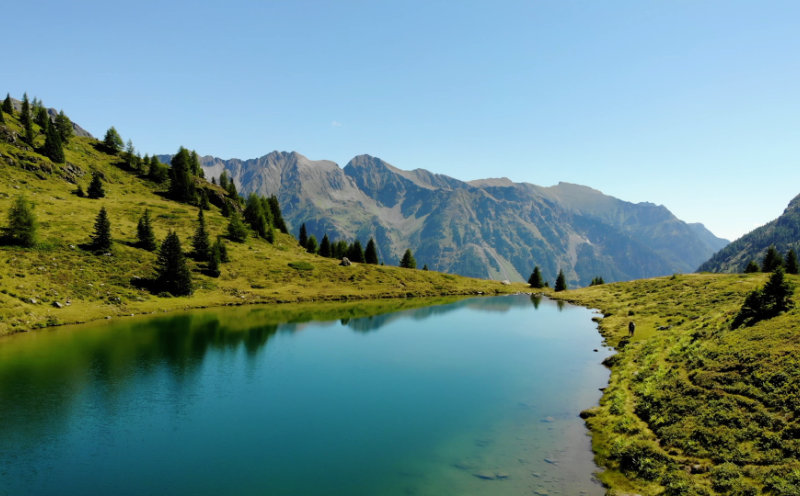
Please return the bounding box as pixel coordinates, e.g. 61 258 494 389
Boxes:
552 273 800 495
0 107 522 336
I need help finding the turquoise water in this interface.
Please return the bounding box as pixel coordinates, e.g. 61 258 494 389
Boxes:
0 295 611 495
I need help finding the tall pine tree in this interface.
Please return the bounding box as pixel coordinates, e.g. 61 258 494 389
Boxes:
168 147 196 203
762 246 783 272
87 171 105 199
365 238 379 264
1 94 12 115
192 209 211 261
136 209 157 251
55 110 72 144
348 240 365 263
227 210 247 242
319 234 331 258
43 120 65 163
268 195 288 233
155 231 193 296
528 266 544 288
90 206 112 252
785 249 799 275
554 269 567 292
298 223 308 247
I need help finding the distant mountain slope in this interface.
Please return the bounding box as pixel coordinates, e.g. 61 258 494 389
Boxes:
698 193 800 272
190 151 727 286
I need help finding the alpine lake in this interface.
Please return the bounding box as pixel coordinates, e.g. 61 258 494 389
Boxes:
0 294 612 495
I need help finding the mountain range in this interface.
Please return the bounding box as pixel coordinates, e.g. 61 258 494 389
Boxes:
170 151 728 285
698 193 800 272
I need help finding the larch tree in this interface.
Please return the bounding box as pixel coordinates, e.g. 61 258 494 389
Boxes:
103 126 124 154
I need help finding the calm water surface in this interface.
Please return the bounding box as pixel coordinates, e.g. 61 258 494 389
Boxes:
0 295 611 495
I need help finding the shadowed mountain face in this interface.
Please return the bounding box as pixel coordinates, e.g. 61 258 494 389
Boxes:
191 151 727 285
699 193 800 273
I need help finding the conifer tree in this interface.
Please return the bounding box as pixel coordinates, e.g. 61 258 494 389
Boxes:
227 210 247 242
244 193 270 239
87 171 105 199
4 195 37 247
34 106 49 128
207 245 221 278
226 179 238 201
528 266 544 288
732 267 794 328
212 236 229 262
299 223 308 247
24 117 35 146
334 240 349 259
399 249 416 269
190 150 202 176
155 231 193 296
0 106 4 124
1 94 12 115
306 235 318 254
148 156 168 183
90 206 112 252
319 233 331 258
103 126 124 153
136 209 157 251
220 199 231 217
260 197 274 227
43 120 65 163
365 238 379 264
423 264 429 270
219 171 230 190
55 110 72 144
348 240 365 263
785 249 799 275
590 276 605 286
168 147 196 203
192 209 211 261
268 195 288 233
744 260 760 273
554 269 567 292
20 93 31 127
762 246 783 272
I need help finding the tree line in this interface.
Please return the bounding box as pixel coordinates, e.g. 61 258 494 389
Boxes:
296 223 419 268
743 245 799 275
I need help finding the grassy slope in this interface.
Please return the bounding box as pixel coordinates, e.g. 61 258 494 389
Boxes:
0 112 524 336
552 273 800 495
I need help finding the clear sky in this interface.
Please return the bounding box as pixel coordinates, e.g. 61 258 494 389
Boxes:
6 1 800 240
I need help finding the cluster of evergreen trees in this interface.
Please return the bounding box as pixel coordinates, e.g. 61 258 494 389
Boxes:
297 223 381 264
732 266 794 329
1 93 73 164
744 246 799 275
527 266 568 291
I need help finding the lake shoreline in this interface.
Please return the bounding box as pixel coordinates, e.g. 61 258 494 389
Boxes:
1 280 529 338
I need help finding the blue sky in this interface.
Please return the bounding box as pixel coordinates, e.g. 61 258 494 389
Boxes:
6 1 800 240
